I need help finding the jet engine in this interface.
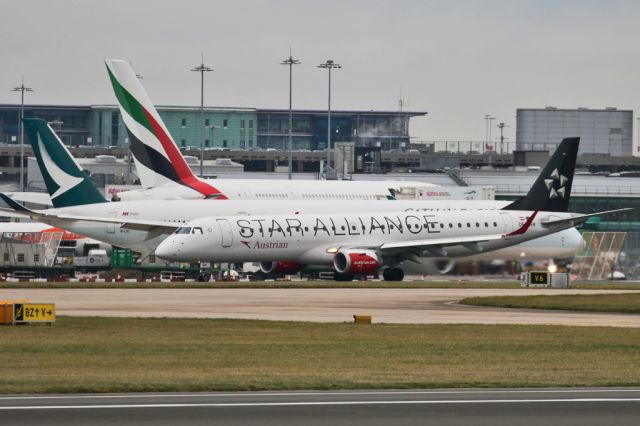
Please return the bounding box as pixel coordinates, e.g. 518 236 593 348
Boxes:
334 249 380 275
259 260 302 274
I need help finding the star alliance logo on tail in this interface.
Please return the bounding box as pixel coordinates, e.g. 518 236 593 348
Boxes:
38 136 83 199
544 168 568 199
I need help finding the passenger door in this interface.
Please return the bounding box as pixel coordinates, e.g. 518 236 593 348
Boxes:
216 219 233 248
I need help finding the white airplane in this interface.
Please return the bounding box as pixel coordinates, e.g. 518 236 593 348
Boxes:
104 59 438 202
153 137 629 280
153 204 613 281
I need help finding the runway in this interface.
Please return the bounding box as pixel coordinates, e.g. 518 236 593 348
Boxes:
2 288 640 326
2 388 640 425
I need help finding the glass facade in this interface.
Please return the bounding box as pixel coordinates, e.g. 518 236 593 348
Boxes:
516 108 634 156
0 104 424 152
257 110 422 151
0 105 91 146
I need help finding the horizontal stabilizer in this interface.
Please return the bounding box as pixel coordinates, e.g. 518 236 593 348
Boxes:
541 208 634 228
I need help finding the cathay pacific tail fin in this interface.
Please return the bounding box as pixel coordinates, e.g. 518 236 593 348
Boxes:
23 118 107 207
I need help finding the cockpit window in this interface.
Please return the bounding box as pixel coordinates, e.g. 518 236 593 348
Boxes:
176 227 192 234
192 227 203 234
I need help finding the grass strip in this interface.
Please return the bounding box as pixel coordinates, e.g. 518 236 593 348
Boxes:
1 317 640 394
461 293 640 313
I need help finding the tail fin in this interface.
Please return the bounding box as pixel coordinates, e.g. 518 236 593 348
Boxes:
104 59 226 199
503 137 579 212
23 118 107 207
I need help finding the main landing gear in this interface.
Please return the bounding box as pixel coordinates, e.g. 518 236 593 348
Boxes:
382 267 404 282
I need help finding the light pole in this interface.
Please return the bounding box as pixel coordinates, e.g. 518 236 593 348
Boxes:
280 53 301 180
318 60 341 173
488 116 496 151
13 78 33 191
484 114 490 153
191 56 213 178
496 122 509 154
636 117 640 156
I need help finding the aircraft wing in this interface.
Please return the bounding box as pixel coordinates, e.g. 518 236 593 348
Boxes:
4 192 52 206
0 193 178 234
0 208 33 220
541 208 633 228
376 233 506 257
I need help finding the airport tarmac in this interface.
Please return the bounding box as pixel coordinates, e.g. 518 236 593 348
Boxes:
1 388 640 425
3 288 640 327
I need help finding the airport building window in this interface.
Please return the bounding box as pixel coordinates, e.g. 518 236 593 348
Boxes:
34 254 40 263
223 140 228 148
223 119 228 128
3 253 8 262
17 253 24 263
148 254 156 263
240 120 245 129
205 140 210 147
249 120 253 129
205 118 210 126
181 118 187 127
181 139 186 147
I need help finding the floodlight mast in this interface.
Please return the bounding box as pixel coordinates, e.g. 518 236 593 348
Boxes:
191 56 213 178
280 53 301 180
12 78 33 191
318 60 341 175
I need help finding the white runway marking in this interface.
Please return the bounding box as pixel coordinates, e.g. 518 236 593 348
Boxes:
2 398 640 410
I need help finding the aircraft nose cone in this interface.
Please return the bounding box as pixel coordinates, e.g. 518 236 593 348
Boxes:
155 237 178 260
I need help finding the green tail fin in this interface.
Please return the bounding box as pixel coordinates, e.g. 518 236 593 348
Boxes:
23 118 107 207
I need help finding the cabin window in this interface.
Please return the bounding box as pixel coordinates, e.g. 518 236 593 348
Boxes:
440 223 444 228
449 223 453 228
467 223 471 227
476 223 480 227
493 222 498 227
458 223 462 228
485 222 489 227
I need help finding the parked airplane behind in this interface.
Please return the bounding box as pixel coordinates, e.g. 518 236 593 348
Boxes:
105 59 440 202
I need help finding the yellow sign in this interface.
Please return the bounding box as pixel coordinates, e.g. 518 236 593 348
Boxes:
14 303 55 323
530 271 549 285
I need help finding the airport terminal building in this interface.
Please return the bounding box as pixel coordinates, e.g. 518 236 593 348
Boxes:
0 104 425 152
516 107 634 156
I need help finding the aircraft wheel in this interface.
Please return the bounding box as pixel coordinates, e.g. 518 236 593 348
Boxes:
383 267 404 282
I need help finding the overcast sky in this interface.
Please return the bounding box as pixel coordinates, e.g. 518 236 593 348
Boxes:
2 0 640 143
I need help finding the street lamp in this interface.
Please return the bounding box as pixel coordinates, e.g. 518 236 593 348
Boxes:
13 78 33 191
280 53 301 180
191 56 213 178
317 60 341 173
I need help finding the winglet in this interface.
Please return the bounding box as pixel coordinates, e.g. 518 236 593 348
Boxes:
0 193 34 214
504 210 538 237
